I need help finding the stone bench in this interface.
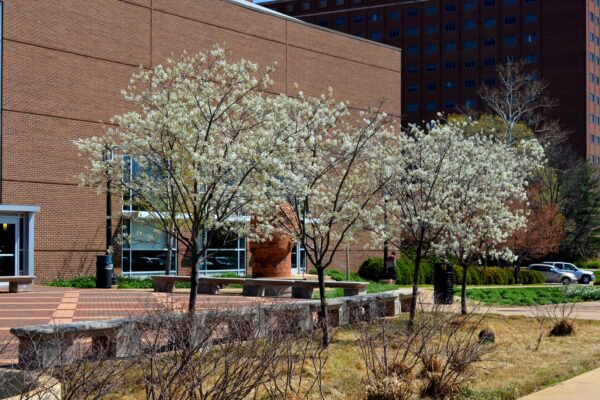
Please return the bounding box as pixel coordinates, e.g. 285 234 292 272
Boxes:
291 280 369 299
0 276 35 293
10 319 140 369
242 278 296 297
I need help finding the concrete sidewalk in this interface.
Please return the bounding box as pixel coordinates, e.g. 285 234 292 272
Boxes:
520 368 600 399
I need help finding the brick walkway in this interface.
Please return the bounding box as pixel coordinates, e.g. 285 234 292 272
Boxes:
0 286 292 365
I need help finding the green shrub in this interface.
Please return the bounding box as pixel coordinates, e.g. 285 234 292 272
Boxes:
519 269 545 284
116 277 153 289
46 276 96 288
358 258 386 281
578 260 600 269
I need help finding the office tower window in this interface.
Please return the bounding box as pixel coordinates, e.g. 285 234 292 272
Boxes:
389 29 400 38
524 13 539 23
353 15 364 23
464 20 476 30
504 0 517 5
505 16 517 25
484 58 496 67
464 40 477 50
426 5 438 16
426 63 438 71
504 35 517 46
484 38 496 47
445 23 457 31
464 60 476 68
426 83 437 91
445 61 457 70
407 84 419 93
465 79 476 88
407 65 419 73
302 2 310 10
464 1 476 11
426 101 438 111
407 104 419 112
318 20 329 27
525 33 537 43
335 17 346 25
464 99 477 108
445 101 457 109
592 134 595 144
336 0 344 5
407 45 419 55
484 78 496 86
371 12 381 22
445 3 457 12
425 44 438 53
445 81 457 89
407 27 419 36
484 18 497 28
425 24 438 34
484 0 496 6
389 10 400 20
370 31 382 40
524 54 539 63
407 8 418 16
286 4 294 12
318 0 327 8
444 42 457 51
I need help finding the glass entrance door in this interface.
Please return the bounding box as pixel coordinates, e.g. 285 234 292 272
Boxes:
0 217 19 276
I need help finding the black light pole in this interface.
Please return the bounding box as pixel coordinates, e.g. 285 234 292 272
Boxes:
96 146 115 288
106 147 116 285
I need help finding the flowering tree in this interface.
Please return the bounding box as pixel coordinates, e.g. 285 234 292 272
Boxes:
277 95 399 346
435 124 544 314
76 47 304 312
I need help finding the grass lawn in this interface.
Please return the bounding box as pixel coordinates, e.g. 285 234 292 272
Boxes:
461 286 600 306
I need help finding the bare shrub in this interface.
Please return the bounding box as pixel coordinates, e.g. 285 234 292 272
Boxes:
531 302 577 349
356 299 493 400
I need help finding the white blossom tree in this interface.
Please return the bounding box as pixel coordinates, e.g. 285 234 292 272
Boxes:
433 126 544 314
76 47 306 312
277 95 400 346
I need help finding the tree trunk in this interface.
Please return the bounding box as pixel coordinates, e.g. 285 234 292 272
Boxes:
316 266 330 347
188 240 202 314
408 247 422 329
164 232 173 276
461 264 468 315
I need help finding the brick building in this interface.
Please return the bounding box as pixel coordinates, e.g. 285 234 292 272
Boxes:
0 0 401 282
262 0 596 161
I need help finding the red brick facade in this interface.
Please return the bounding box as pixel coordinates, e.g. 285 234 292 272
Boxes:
1 0 401 281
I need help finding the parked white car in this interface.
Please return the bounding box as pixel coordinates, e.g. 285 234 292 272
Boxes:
542 262 595 284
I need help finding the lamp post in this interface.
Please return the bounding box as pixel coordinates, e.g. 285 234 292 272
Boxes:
96 146 115 288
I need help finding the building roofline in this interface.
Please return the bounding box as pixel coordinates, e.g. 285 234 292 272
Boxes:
224 0 402 54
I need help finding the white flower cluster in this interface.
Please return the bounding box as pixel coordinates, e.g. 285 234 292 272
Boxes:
75 46 544 273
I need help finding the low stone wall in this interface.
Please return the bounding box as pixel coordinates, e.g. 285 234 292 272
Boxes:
11 290 413 369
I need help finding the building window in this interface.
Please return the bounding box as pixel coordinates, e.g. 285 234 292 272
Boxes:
407 45 420 55
425 5 438 16
464 40 477 50
444 3 457 12
318 0 327 8
426 83 437 91
407 27 419 36
484 78 497 86
335 17 346 25
464 60 476 68
426 101 438 111
122 219 178 276
484 0 496 6
407 8 418 16
484 58 496 67
524 54 539 63
425 43 438 53
444 42 457 52
353 15 364 23
504 0 517 5
484 18 497 28
286 4 295 12
426 63 438 71
464 1 476 11
464 20 476 30
505 16 517 25
445 81 457 89
336 0 344 5
504 35 517 46
389 10 400 20
445 23 457 31
302 2 310 11
318 20 329 27
371 12 382 22
444 101 457 109
464 99 477 108
370 31 382 40
592 134 595 144
484 38 496 47
465 79 476 88
524 13 539 24
407 103 419 112
199 230 247 276
445 61 457 70
389 29 400 38
425 24 438 34
525 33 537 43
407 65 419 73
407 84 419 93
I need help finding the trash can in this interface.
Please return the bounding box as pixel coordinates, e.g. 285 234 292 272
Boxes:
434 262 454 305
96 255 113 289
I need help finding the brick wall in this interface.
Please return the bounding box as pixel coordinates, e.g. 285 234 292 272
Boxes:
2 0 401 281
